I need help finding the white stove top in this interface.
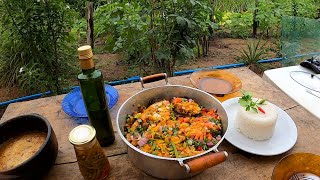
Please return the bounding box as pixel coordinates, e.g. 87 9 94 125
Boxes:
263 65 320 119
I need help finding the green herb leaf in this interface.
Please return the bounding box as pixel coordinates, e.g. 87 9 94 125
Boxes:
258 99 266 105
252 107 258 113
239 98 248 107
239 91 266 114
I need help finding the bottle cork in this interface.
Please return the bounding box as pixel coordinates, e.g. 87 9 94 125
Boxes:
77 45 94 70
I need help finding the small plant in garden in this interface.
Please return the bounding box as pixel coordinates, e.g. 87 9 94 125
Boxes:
238 38 268 67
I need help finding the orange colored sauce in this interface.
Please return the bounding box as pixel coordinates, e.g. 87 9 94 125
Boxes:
199 77 233 94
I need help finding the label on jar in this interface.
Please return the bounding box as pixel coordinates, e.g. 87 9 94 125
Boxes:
75 139 110 180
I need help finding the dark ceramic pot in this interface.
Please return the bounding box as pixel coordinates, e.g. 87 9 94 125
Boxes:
0 114 58 180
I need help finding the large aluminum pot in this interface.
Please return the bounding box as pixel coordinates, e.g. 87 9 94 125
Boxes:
116 73 229 179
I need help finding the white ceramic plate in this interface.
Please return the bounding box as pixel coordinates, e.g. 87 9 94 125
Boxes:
222 97 298 156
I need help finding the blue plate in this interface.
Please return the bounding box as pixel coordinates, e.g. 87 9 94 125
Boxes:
62 85 119 118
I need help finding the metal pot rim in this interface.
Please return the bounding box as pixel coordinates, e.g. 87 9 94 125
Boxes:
116 84 229 162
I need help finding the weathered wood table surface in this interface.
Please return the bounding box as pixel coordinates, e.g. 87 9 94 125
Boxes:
1 67 319 180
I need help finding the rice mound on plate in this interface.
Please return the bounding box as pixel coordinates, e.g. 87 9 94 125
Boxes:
235 101 278 141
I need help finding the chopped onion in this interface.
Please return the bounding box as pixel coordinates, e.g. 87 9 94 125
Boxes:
138 138 148 147
206 141 214 147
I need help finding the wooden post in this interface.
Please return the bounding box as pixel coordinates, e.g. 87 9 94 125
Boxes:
210 0 215 23
86 1 94 49
252 0 258 38
197 37 201 58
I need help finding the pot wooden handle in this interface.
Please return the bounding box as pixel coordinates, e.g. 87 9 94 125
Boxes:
186 151 228 173
140 73 168 88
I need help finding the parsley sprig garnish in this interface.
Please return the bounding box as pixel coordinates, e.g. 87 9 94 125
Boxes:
239 91 266 113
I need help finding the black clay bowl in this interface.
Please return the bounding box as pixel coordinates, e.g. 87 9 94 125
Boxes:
0 114 58 180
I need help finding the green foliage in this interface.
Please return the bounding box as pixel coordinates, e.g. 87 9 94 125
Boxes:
216 0 319 37
281 15 320 66
255 0 318 37
223 12 253 38
65 0 86 16
65 0 108 17
292 0 318 18
95 2 149 64
0 0 78 94
238 39 268 65
95 0 214 76
255 0 284 36
214 0 253 12
70 18 87 43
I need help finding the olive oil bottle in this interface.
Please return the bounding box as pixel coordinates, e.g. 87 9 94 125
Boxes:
77 45 115 147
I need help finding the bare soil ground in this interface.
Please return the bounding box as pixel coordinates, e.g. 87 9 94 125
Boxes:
94 37 279 82
0 37 281 117
180 38 250 70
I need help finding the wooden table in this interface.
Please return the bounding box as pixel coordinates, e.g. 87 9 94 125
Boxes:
1 67 319 180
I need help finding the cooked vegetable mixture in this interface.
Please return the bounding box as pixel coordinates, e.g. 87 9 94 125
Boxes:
124 97 223 158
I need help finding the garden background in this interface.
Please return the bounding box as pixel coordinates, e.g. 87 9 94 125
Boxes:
0 0 319 115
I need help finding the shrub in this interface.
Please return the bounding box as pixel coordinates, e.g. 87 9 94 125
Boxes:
94 0 214 76
0 0 78 94
223 12 253 38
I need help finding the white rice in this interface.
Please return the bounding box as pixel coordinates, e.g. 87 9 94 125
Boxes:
235 101 278 141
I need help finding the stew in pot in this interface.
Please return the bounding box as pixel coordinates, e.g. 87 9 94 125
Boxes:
124 97 223 158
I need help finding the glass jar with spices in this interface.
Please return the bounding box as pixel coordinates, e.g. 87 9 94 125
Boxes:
69 125 110 180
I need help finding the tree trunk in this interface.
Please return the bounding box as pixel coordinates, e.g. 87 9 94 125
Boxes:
210 0 215 23
252 0 258 38
201 37 205 57
197 37 201 58
86 2 94 49
208 0 215 37
149 6 157 67
206 36 209 56
202 36 209 57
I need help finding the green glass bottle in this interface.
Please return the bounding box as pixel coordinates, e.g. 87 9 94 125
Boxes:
77 45 115 147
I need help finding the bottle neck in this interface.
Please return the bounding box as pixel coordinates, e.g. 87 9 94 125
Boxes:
79 57 95 74
82 67 95 74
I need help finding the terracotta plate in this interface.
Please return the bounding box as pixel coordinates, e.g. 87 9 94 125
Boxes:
190 70 242 95
272 153 320 180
